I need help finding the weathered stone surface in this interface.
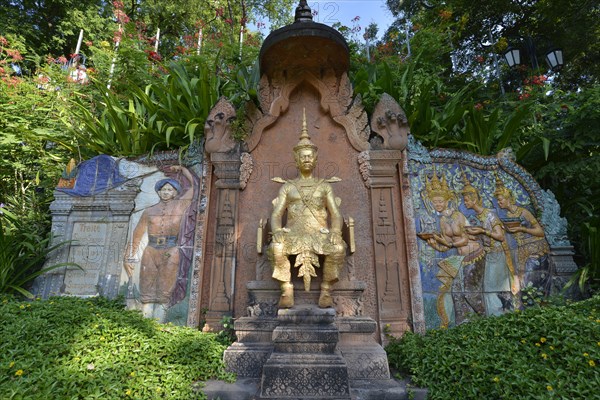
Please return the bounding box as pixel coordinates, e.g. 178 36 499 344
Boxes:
223 343 274 378
203 377 428 400
260 354 350 399
258 305 351 399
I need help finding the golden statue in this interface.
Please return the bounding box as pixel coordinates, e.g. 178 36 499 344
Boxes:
267 111 347 308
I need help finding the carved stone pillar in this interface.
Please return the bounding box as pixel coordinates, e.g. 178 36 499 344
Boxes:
368 150 413 340
203 151 242 331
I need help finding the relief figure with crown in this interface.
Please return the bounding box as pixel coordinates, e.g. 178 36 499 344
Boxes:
419 171 486 326
494 174 549 292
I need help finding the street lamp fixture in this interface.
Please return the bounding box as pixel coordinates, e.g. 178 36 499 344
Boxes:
545 48 564 71
503 47 521 68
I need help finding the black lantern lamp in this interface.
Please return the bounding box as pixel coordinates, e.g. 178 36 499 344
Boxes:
545 48 564 70
503 47 521 68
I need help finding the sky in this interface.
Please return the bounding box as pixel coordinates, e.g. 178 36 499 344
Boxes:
255 0 396 41
308 0 394 37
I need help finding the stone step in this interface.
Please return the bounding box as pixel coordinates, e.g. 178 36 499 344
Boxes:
201 378 428 400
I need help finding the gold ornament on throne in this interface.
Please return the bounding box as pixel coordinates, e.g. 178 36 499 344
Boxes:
257 109 355 308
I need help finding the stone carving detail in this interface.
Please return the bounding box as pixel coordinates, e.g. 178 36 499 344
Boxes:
223 351 271 378
408 138 577 329
333 295 363 317
246 299 278 318
541 189 571 246
204 97 237 154
357 150 371 188
371 93 409 151
261 368 349 397
334 94 370 152
239 152 253 190
343 353 390 379
407 134 432 163
187 158 209 328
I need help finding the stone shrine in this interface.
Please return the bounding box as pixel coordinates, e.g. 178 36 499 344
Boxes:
34 1 578 398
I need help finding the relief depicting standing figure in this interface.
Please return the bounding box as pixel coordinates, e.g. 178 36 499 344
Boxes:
124 165 196 321
494 176 549 288
267 111 347 308
461 176 519 314
421 172 486 326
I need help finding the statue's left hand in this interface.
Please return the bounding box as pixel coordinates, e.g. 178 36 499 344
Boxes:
330 232 343 246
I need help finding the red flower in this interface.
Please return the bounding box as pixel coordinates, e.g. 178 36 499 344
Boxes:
6 49 23 62
146 51 162 61
474 103 484 110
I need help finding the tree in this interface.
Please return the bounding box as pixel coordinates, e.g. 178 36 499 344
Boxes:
0 0 114 65
385 0 600 89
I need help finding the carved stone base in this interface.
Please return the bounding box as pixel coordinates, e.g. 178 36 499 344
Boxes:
260 353 350 399
549 246 579 275
259 305 351 399
246 280 367 318
337 317 390 380
223 317 278 377
223 343 273 378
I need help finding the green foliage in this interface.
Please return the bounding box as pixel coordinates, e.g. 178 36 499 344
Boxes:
352 56 533 155
565 218 600 295
520 282 545 309
0 0 113 62
63 61 221 157
462 103 531 156
386 296 600 399
215 315 237 346
0 207 77 299
0 35 76 239
0 296 234 399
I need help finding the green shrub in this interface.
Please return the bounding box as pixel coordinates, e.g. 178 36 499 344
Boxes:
0 206 76 298
386 296 600 399
0 296 234 399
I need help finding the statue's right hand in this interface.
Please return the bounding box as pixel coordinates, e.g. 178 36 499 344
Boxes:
124 262 135 278
272 232 284 243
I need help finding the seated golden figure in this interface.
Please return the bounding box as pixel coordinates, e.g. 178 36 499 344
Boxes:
267 113 347 309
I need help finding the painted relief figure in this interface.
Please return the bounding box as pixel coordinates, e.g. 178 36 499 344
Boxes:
124 165 197 322
461 176 518 315
421 172 486 326
494 176 549 290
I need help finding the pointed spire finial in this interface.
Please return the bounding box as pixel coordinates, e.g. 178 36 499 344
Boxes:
295 0 313 23
294 108 317 153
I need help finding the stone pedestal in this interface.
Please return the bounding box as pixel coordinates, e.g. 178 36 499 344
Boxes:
337 317 390 380
259 305 350 399
223 317 278 378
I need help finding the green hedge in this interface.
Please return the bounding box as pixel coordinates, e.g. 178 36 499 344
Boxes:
0 296 233 399
386 295 600 399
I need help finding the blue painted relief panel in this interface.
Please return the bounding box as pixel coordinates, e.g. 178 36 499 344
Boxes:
408 142 554 328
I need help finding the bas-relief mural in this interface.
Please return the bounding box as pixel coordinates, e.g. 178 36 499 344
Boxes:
408 142 552 329
35 152 202 327
122 164 200 325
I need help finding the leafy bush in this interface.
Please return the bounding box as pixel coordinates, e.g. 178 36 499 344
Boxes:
0 296 234 399
386 296 600 399
0 206 76 298
63 60 221 158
